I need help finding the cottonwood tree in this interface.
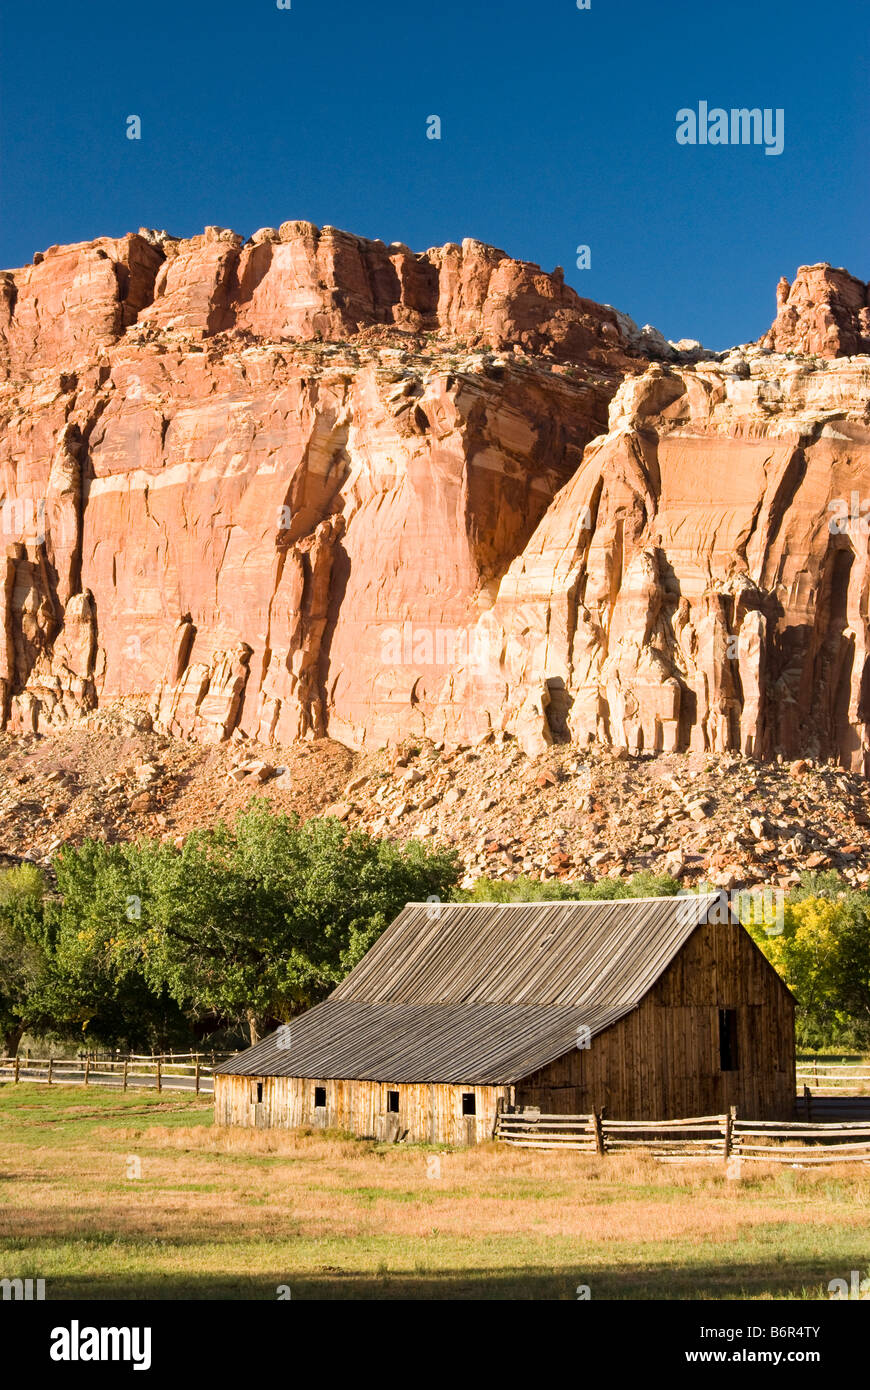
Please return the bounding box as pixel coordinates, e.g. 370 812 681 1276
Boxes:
749 872 870 1048
117 802 461 1045
0 864 47 1054
20 845 189 1052
464 870 681 903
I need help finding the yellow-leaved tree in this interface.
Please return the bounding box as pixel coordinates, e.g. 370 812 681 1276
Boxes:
747 876 870 1048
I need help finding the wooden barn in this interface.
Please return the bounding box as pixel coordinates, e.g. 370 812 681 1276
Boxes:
214 892 795 1143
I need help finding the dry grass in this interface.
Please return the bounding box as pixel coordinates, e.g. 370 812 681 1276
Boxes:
1 1084 869 1300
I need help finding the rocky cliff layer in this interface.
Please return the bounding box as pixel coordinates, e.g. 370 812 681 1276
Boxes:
1 224 868 770
0 222 637 376
759 264 870 358
476 353 870 769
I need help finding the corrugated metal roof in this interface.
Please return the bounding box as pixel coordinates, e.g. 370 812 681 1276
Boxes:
217 893 724 1084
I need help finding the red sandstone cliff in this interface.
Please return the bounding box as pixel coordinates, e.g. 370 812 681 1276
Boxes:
759 263 870 358
0 223 634 376
1 224 868 770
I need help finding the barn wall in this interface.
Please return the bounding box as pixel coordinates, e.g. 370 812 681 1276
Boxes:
214 1074 509 1144
516 917 795 1120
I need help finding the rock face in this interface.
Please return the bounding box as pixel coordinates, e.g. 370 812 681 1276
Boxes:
1 222 869 771
0 235 164 378
0 223 633 374
760 264 870 358
475 354 870 771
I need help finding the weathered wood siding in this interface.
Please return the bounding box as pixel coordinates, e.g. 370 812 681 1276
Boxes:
214 1074 509 1145
516 916 795 1120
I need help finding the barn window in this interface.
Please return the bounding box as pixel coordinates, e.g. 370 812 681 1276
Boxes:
314 1086 326 1108
461 1092 476 1116
254 1082 263 1104
386 1089 400 1113
719 1009 739 1071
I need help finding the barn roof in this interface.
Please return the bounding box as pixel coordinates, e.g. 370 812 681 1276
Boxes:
217 892 726 1085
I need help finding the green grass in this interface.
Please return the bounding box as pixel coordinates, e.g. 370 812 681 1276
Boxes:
798 1052 870 1063
1 1083 869 1300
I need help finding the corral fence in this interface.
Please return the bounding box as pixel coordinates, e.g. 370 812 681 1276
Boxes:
796 1062 870 1121
494 1108 870 1165
796 1061 870 1092
0 1052 238 1096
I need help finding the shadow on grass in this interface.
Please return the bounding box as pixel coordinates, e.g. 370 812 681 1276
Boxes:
40 1258 837 1301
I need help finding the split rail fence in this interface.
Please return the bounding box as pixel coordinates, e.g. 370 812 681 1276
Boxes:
494 1109 870 1164
796 1061 870 1093
795 1062 870 1121
0 1053 236 1095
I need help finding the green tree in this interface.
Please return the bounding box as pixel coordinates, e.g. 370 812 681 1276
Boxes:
26 841 191 1052
747 873 870 1048
119 802 462 1044
0 864 48 1054
464 870 681 903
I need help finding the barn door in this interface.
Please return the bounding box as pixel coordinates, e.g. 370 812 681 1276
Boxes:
461 1090 477 1145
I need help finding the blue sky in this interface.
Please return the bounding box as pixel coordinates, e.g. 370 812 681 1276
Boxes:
1 0 867 348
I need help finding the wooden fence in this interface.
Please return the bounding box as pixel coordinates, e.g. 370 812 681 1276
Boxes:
733 1117 870 1163
796 1061 870 1093
495 1109 870 1164
796 1061 870 1122
0 1053 232 1095
493 1112 601 1152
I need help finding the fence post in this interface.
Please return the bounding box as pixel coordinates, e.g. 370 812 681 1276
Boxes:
14 1054 19 1084
47 1057 53 1086
123 1059 128 1092
804 1084 813 1122
156 1058 162 1093
591 1108 605 1156
724 1107 735 1160
491 1095 504 1140
195 1060 200 1096
84 1056 90 1087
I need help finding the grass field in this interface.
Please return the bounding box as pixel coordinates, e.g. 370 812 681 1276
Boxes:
1 1084 868 1300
